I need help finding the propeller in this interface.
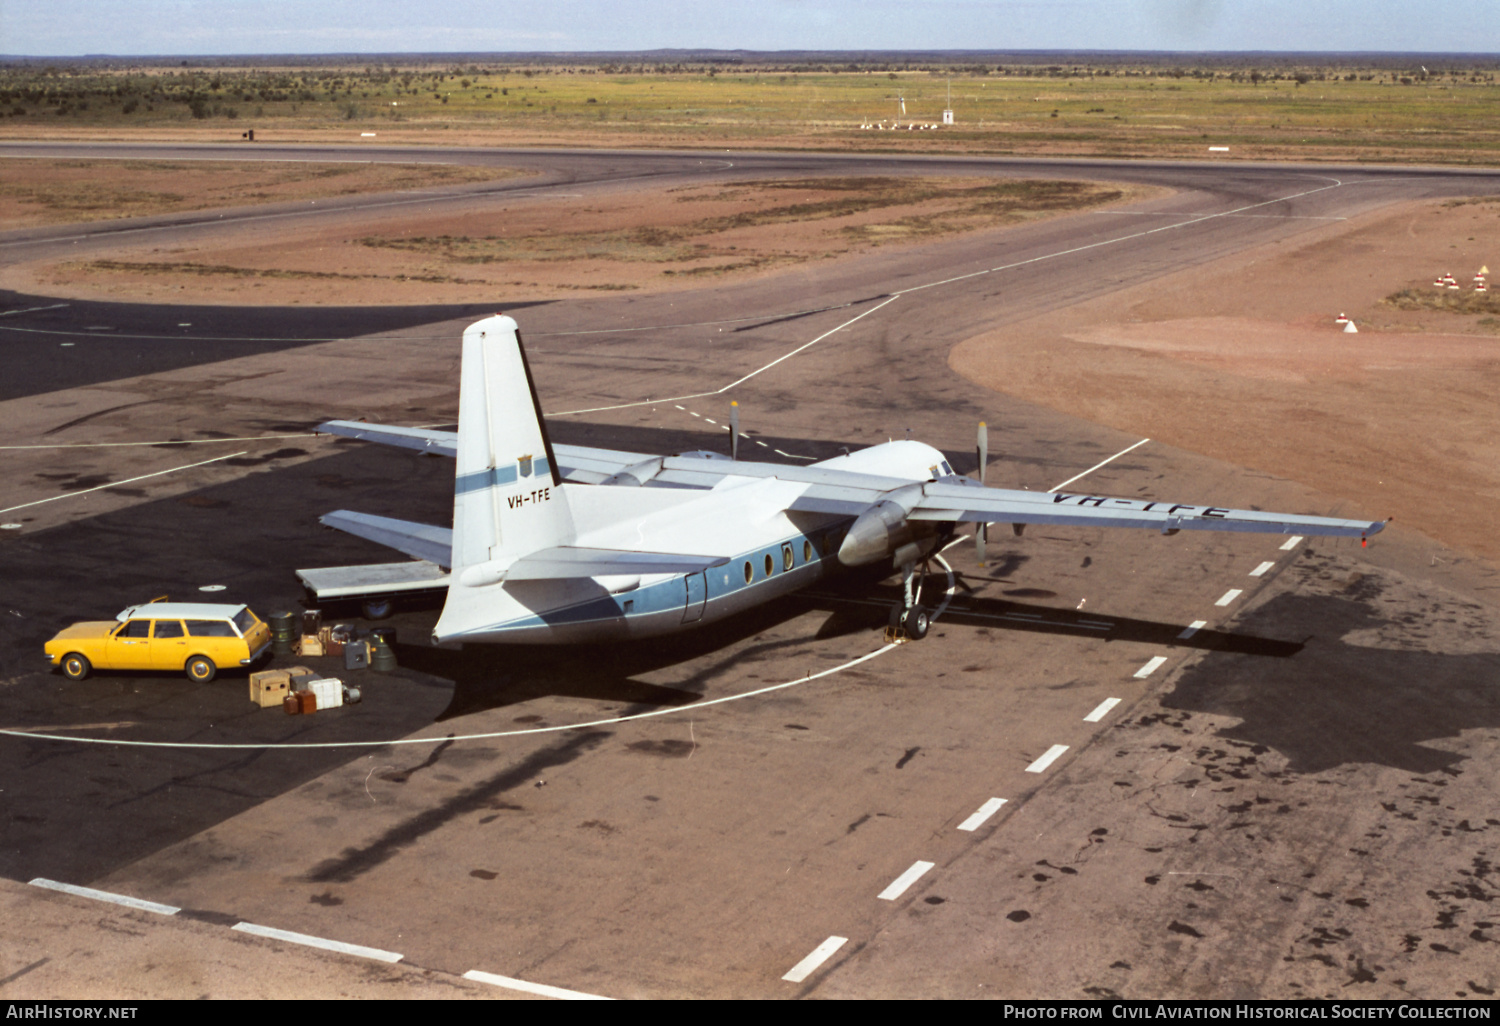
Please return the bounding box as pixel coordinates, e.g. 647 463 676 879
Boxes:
730 401 739 461
976 420 988 566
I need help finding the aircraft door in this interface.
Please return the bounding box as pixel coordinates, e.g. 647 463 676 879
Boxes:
682 572 707 623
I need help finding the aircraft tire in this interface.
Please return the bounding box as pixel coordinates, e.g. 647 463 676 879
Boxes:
186 655 217 684
61 653 91 681
903 607 931 640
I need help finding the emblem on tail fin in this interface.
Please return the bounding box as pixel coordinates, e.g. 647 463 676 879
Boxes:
518 454 533 477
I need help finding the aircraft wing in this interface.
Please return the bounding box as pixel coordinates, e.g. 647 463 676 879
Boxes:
908 481 1385 539
320 510 454 567
504 547 730 581
314 419 657 484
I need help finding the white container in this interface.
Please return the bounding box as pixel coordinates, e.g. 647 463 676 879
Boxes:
309 678 344 710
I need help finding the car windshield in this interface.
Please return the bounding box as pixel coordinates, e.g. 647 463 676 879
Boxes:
233 608 258 635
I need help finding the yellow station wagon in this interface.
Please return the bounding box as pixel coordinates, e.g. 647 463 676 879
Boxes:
44 599 272 683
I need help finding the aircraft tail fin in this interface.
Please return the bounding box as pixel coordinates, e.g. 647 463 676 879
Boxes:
448 315 576 587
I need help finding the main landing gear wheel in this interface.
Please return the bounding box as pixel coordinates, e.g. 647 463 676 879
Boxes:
185 655 217 683
61 653 91 681
903 607 931 640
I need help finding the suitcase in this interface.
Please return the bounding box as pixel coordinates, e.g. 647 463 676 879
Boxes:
283 694 301 715
344 640 369 671
296 690 317 715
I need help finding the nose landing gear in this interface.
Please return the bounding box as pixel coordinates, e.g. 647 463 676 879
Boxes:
885 559 932 643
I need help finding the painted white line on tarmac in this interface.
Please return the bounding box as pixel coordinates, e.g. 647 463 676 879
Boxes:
29 878 179 915
782 936 849 983
1280 535 1304 551
1178 620 1208 640
1084 697 1122 722
1134 656 1168 679
231 921 403 963
878 860 936 901
1025 744 1070 774
0 451 247 515
1215 589 1243 607
1050 437 1151 492
1250 561 1276 578
463 969 612 1000
0 303 70 317
957 797 1008 832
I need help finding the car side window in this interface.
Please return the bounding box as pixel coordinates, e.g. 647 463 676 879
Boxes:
119 620 151 638
186 619 236 637
154 620 185 639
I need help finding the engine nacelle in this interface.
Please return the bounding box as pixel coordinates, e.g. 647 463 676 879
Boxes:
837 499 912 567
837 485 937 568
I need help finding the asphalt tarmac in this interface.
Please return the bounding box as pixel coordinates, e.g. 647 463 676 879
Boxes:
1 144 1498 1000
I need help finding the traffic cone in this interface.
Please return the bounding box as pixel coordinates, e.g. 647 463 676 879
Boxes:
1335 312 1350 325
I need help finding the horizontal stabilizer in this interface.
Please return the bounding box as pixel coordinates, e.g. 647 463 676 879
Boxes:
320 510 454 567
504 546 730 582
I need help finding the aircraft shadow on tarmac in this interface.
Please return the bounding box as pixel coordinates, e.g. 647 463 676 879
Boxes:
1159 570 1500 777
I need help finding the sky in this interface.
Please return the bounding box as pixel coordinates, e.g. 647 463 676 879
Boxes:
1 0 1495 57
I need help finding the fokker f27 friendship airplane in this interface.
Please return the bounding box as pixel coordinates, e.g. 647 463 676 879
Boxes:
307 315 1384 647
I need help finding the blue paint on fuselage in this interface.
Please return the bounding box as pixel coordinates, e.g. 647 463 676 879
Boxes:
455 520 855 643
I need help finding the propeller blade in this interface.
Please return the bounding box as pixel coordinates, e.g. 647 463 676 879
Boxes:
976 421 989 566
730 401 739 461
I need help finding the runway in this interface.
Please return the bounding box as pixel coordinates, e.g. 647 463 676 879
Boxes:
1 143 1498 999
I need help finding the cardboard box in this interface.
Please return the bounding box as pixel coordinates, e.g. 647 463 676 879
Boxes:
250 669 291 708
300 635 324 657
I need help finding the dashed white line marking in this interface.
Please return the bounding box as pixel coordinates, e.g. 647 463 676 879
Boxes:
231 922 403 963
781 936 849 983
1134 657 1168 679
688 411 700 418
463 969 612 1000
1025 744 1070 773
1178 620 1208 640
674 404 685 410
1250 561 1276 578
1084 697 1122 722
1215 589 1243 607
878 860 936 900
1280 535 1304 551
957 797 1008 832
30 878 180 915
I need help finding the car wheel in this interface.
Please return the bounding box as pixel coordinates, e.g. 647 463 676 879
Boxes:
186 655 217 683
362 598 393 620
61 653 91 681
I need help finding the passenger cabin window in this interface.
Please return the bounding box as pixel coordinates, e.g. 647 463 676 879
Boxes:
743 561 753 584
782 544 794 571
186 619 236 637
153 620 185 639
118 619 151 638
803 540 813 563
764 553 774 577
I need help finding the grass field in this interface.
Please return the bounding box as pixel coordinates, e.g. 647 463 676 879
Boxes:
4 57 1500 163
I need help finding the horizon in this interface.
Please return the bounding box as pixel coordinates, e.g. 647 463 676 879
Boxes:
3 1 1496 60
